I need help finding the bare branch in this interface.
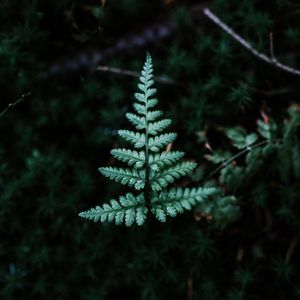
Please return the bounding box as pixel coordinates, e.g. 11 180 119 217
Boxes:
0 92 31 120
203 8 300 77
95 65 178 85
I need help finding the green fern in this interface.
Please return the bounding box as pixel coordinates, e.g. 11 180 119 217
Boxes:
79 193 147 226
79 53 235 226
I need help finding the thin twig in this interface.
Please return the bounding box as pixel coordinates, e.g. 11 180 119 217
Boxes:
203 8 300 77
205 140 269 181
0 92 31 120
250 87 291 96
96 65 178 85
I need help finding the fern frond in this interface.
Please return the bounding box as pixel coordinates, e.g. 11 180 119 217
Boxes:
111 149 145 168
99 167 145 189
149 151 184 171
79 53 239 227
148 119 172 135
148 133 177 152
151 187 217 221
126 113 146 130
118 130 145 148
79 193 147 226
150 161 197 191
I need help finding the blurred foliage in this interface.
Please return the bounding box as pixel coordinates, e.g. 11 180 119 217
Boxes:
1 0 300 299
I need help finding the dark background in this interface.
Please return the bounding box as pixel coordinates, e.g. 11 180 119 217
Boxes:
1 0 300 299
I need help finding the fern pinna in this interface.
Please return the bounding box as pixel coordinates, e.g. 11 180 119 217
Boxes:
79 53 232 226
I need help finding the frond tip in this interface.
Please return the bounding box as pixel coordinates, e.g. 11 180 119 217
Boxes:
79 193 148 226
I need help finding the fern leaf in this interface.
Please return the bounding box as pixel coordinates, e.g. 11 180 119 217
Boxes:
148 119 172 135
146 88 157 98
134 92 146 103
136 206 148 225
151 204 167 222
148 133 177 152
133 103 147 115
147 98 158 108
79 193 147 226
135 88 157 102
150 161 197 191
99 167 145 189
126 113 146 130
151 187 217 221
225 127 245 143
111 149 145 168
149 151 184 171
225 127 258 149
133 98 158 111
118 130 145 148
147 110 163 121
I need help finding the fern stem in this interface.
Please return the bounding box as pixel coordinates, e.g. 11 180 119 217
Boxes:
144 96 151 207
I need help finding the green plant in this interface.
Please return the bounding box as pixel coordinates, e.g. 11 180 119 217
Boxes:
79 53 238 226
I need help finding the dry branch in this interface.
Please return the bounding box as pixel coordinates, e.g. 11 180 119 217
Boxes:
203 8 300 77
96 66 178 85
0 92 31 120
